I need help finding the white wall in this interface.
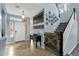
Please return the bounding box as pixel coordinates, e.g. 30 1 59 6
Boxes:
60 11 72 22
44 19 60 33
59 4 73 23
44 4 60 33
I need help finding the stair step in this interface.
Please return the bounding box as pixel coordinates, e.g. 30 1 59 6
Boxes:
56 30 65 32
56 27 65 30
57 27 66 29
60 22 68 24
55 22 68 33
56 30 64 31
59 24 67 26
55 29 65 32
59 25 66 27
57 28 66 30
56 29 64 31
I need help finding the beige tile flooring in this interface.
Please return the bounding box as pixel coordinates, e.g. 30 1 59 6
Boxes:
4 40 55 56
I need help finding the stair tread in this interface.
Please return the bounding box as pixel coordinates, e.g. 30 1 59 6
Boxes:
55 22 68 33
56 30 65 31
57 27 66 29
58 25 67 26
60 22 68 24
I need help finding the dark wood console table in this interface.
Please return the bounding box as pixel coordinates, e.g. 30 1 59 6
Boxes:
30 34 41 48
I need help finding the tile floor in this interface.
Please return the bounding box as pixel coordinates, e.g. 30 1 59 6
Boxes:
4 40 55 56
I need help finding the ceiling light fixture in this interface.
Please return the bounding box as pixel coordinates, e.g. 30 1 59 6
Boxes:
16 5 20 8
22 10 25 19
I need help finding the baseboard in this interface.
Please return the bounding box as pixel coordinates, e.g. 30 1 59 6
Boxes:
68 43 77 55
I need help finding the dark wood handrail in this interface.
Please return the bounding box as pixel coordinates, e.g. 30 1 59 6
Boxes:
64 8 76 33
67 8 76 24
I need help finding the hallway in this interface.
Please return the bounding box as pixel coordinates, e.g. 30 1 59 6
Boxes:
0 3 78 56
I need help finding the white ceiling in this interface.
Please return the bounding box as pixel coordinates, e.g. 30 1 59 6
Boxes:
5 3 44 17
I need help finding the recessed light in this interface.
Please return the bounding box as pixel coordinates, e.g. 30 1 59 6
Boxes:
15 5 20 8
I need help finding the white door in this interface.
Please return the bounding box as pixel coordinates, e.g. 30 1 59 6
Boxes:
14 21 25 42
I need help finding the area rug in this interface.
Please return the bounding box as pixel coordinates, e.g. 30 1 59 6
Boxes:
16 43 29 50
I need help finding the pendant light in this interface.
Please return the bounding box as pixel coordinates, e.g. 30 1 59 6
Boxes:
22 10 25 19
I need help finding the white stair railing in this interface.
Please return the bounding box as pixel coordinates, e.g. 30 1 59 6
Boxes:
63 9 77 55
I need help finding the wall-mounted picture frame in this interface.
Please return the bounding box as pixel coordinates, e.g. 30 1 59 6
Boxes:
46 18 48 21
51 19 53 22
48 11 51 15
46 22 48 25
51 23 53 25
49 15 51 18
49 20 51 22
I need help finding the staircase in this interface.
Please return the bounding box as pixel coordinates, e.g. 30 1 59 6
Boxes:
44 33 60 55
44 8 76 56
55 22 68 33
44 22 68 56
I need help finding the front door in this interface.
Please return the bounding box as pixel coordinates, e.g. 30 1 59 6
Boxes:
14 21 25 42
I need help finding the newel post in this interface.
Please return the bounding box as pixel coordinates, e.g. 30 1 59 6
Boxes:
59 32 63 56
73 8 75 19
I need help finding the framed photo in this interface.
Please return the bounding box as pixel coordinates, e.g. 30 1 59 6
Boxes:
46 22 48 25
